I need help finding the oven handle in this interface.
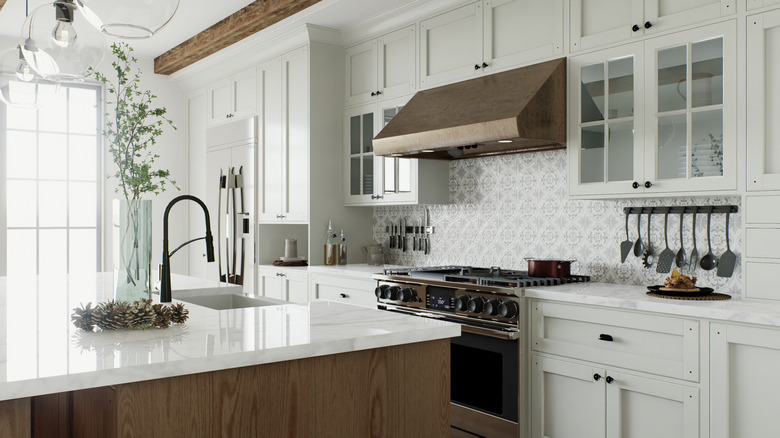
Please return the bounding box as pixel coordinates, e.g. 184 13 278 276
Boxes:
461 324 520 340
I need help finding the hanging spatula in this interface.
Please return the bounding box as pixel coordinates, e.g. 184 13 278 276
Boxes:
717 211 737 277
656 212 676 273
620 211 633 263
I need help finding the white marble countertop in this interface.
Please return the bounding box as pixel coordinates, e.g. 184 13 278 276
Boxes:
261 264 404 279
525 282 780 327
0 272 459 401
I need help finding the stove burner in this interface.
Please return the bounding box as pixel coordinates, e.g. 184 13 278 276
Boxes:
383 265 590 287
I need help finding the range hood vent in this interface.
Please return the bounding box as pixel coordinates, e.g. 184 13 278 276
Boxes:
373 58 567 160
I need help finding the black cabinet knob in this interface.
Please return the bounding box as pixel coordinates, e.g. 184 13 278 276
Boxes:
474 64 481 70
481 62 488 68
599 334 614 342
594 373 601 381
644 181 652 188
644 21 652 29
632 24 640 32
606 376 614 384
340 293 348 298
632 181 640 189
376 90 382 95
370 92 376 97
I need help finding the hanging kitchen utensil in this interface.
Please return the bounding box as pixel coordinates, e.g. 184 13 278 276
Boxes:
642 213 654 268
700 211 718 270
717 211 736 277
689 214 699 274
675 212 686 269
656 213 675 273
620 211 633 263
633 212 644 257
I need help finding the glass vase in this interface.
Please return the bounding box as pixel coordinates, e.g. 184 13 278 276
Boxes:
113 199 152 302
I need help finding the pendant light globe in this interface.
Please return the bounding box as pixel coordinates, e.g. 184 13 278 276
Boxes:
20 1 106 82
75 0 181 39
0 46 61 108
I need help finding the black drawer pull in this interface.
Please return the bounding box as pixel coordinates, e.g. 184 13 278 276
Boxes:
606 376 614 384
598 334 613 342
339 293 348 298
593 373 601 381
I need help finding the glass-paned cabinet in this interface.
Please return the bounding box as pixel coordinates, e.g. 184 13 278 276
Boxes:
569 21 735 198
344 96 449 205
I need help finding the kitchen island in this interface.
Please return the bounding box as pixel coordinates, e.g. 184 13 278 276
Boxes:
0 273 458 437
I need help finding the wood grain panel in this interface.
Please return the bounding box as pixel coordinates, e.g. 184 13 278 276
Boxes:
72 387 115 438
32 393 70 438
0 398 31 437
154 0 322 75
403 339 451 437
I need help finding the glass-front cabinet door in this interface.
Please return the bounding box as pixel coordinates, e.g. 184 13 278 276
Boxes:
644 21 736 193
569 43 644 197
344 104 376 204
378 96 416 203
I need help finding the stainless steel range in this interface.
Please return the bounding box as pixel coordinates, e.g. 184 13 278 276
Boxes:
373 266 590 438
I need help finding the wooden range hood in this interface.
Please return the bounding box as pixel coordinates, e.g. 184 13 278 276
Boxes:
373 58 567 160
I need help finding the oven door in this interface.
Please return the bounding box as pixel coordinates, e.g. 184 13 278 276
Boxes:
451 330 519 437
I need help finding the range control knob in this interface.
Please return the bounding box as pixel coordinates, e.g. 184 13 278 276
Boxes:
398 287 417 302
455 295 471 311
375 285 388 298
467 296 485 314
484 299 501 316
384 286 400 300
498 301 519 318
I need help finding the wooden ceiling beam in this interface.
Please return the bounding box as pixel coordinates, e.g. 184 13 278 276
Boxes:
0 1 7 13
154 0 322 76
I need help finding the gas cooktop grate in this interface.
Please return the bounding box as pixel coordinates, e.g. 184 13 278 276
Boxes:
383 266 590 288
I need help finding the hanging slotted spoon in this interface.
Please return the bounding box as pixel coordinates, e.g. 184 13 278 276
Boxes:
657 212 675 273
700 211 718 271
675 212 686 269
717 211 737 277
689 214 699 274
633 212 644 257
620 211 633 263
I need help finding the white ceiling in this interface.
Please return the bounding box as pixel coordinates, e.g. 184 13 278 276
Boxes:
0 0 419 59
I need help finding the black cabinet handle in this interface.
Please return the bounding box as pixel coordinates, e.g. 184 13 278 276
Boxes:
644 181 652 188
339 293 348 298
598 334 614 342
632 181 639 189
482 62 488 68
632 24 640 32
593 373 601 381
606 376 614 384
644 21 652 29
376 90 382 95
370 92 376 97
474 64 481 70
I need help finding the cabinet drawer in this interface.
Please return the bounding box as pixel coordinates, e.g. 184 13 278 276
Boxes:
745 261 780 300
746 228 780 259
746 195 780 224
311 274 377 309
531 301 699 381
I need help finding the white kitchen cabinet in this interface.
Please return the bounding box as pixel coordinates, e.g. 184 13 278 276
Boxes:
257 265 309 303
747 10 780 191
419 0 563 88
569 21 736 198
344 95 449 206
345 25 416 107
531 356 700 438
207 66 257 125
309 272 378 308
748 0 780 9
570 0 734 53
257 46 309 223
711 323 780 437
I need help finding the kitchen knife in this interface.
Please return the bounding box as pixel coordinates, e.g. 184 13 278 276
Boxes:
389 221 395 249
401 218 407 252
424 209 430 255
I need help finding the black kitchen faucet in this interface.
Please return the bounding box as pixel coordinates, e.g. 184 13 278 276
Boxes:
160 195 215 303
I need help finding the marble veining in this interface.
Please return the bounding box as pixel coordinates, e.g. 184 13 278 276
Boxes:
374 150 743 294
0 273 459 401
525 282 780 327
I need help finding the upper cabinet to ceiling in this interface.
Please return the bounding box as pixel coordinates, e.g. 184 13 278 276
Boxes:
570 0 735 53
419 0 563 89
747 9 780 192
569 21 736 198
207 66 257 126
344 25 416 107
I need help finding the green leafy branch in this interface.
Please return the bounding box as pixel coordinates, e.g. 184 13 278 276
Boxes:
90 42 179 203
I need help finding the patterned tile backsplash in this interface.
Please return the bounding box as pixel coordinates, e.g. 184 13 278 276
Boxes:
373 150 742 294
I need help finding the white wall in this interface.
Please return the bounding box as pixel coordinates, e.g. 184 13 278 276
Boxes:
0 36 190 278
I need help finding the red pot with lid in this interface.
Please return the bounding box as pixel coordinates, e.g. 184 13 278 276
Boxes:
525 258 576 278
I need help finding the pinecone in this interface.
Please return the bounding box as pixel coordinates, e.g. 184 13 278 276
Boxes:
169 302 189 324
125 299 156 330
71 302 96 331
94 300 130 330
153 304 173 329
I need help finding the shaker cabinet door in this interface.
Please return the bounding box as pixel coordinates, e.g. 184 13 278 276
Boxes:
378 25 416 100
257 57 284 222
571 0 643 52
420 2 483 88
345 39 378 107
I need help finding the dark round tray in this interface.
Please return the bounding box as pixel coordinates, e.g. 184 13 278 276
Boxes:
647 285 714 297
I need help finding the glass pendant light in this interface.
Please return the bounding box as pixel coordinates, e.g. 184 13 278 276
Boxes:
0 46 60 108
75 0 181 39
20 0 106 82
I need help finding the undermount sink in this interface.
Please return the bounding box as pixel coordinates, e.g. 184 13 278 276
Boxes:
177 294 281 310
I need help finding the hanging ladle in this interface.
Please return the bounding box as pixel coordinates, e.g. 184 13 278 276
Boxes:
700 210 718 271
633 212 643 257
